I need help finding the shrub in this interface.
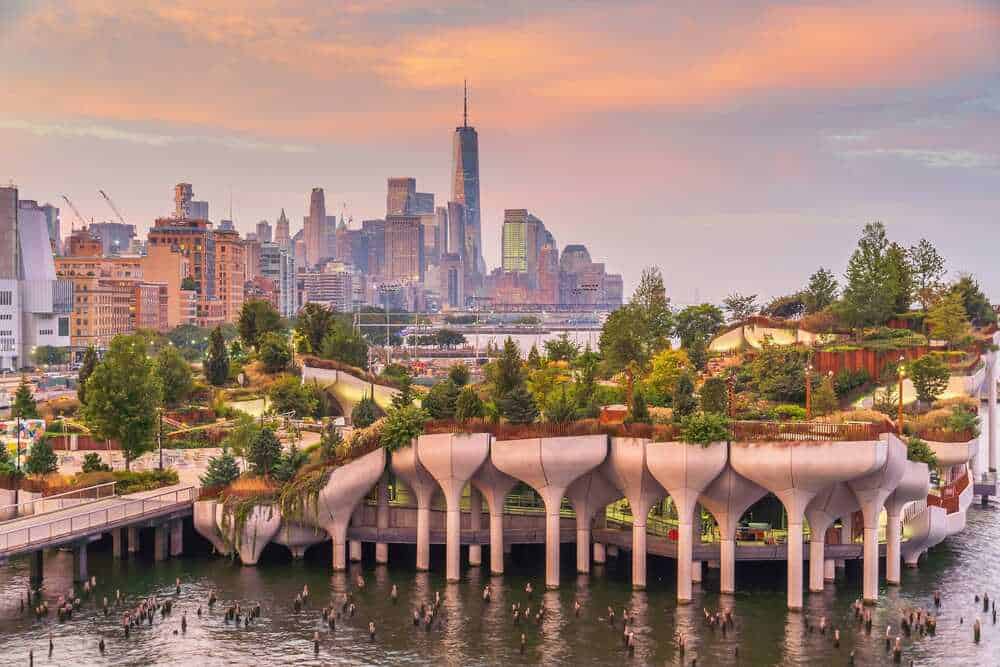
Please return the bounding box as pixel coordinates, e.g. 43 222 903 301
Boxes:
933 395 978 413
81 452 111 473
909 354 950 404
273 444 309 483
448 363 471 387
380 405 429 452
455 387 485 422
423 379 461 420
811 375 838 416
906 437 938 468
319 424 343 462
352 394 380 428
822 408 892 424
699 377 728 415
772 404 807 421
259 332 292 374
946 406 980 438
833 368 871 396
200 448 241 488
268 376 319 418
499 385 539 425
626 390 651 424
24 438 57 476
672 373 697 421
680 412 730 446
545 385 577 424
246 428 282 477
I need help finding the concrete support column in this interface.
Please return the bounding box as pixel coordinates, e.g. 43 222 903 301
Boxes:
349 507 362 561
29 550 43 587
593 542 606 564
886 511 902 585
127 526 140 554
349 540 362 562
786 520 804 611
824 559 835 582
73 543 88 583
169 518 183 557
990 351 997 472
112 528 124 559
544 509 562 589
332 524 348 571
468 487 482 567
575 514 591 574
719 538 736 593
808 539 826 592
677 511 694 604
489 509 504 574
154 525 168 561
416 505 431 571
376 475 389 564
445 498 461 582
836 517 851 570
632 522 647 589
691 560 703 583
690 513 702 584
862 525 878 604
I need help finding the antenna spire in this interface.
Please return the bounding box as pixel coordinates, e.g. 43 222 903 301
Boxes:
463 79 468 127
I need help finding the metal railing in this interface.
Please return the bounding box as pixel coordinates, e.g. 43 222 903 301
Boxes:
0 486 195 552
0 482 117 522
730 420 892 442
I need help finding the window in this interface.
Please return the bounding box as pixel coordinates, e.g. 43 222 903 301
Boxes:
0 291 11 306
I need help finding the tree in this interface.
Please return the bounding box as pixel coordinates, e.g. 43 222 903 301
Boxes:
24 437 57 476
237 299 282 350
391 374 415 409
11 376 38 419
750 341 812 403
674 304 724 349
435 329 466 349
500 385 539 424
811 374 838 416
906 437 938 468
687 336 709 371
455 387 485 422
544 333 580 363
909 239 946 312
320 322 369 369
762 293 807 319
246 428 281 477
926 292 970 348
77 346 98 405
268 376 318 417
909 354 950 405
156 346 194 407
545 385 577 423
839 222 900 329
626 390 650 424
490 338 524 400
948 275 996 327
448 363 470 387
380 404 428 452
700 377 728 415
319 424 343 461
82 335 162 470
221 414 260 461
351 393 380 428
723 293 758 323
200 448 241 487
258 332 292 373
672 372 697 420
423 379 460 420
599 305 648 408
630 266 674 350
295 302 336 354
527 344 543 369
804 268 839 314
33 345 68 366
645 348 693 406
886 242 915 314
205 326 230 387
574 353 600 418
273 444 308 482
81 452 111 473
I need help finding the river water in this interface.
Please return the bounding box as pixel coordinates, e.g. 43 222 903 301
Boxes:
1 504 998 666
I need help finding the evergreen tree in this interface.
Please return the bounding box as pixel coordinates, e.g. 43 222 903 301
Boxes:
423 379 460 420
200 447 241 487
574 354 600 418
527 344 543 369
273 443 308 482
391 374 415 409
295 302 336 354
11 376 38 420
926 291 970 349
543 333 580 362
0 444 17 476
630 266 674 350
804 268 839 314
672 372 697 421
491 338 524 400
319 424 343 461
81 452 110 473
909 355 950 405
24 437 57 476
455 386 485 421
352 393 380 428
909 239 946 312
700 376 728 415
626 390 651 424
545 385 576 423
811 374 838 416
448 363 470 387
258 331 292 373
500 385 539 424
839 222 899 329
687 336 709 371
205 326 230 386
246 427 281 477
77 346 98 405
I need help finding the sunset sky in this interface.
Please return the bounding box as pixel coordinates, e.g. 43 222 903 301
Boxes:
2 0 998 302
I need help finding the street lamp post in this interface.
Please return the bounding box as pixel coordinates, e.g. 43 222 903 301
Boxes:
158 408 164 470
805 364 814 420
897 355 906 434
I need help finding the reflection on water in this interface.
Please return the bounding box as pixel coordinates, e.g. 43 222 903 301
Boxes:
2 506 1000 665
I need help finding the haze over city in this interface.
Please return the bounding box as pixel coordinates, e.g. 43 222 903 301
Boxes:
3 0 998 301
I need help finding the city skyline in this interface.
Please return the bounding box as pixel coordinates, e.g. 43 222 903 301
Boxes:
3 1 998 301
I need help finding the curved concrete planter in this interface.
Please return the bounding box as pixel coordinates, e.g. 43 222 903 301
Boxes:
884 460 930 584
416 433 491 581
731 439 887 610
470 458 520 574
565 469 622 575
927 438 978 468
492 435 608 588
273 520 327 559
391 443 439 571
601 438 667 589
645 440 727 602
193 499 232 556
699 468 767 594
803 483 858 592
219 504 282 566
902 503 948 567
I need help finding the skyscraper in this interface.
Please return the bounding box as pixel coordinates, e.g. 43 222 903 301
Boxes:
0 186 19 280
501 208 546 279
385 215 424 283
386 177 416 217
275 209 290 248
256 220 272 244
174 183 194 219
451 81 484 275
305 188 325 268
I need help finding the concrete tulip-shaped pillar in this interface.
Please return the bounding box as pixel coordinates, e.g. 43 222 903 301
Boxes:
274 520 327 559
193 499 232 556
699 468 767 594
492 435 608 589
375 472 390 564
303 447 386 570
848 434 906 605
803 484 858 593
416 433 491 582
390 443 439 571
884 460 929 585
646 440 727 603
731 439 887 610
601 438 667 589
471 458 519 574
223 505 282 565
565 468 622 574
468 487 483 566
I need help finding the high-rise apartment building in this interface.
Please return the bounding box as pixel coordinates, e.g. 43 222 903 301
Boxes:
362 219 386 281
452 83 484 275
413 192 435 215
0 186 19 280
88 221 136 256
174 183 194 219
256 220 272 244
190 200 209 221
275 209 290 248
142 243 193 328
386 177 416 217
305 188 325 269
302 266 353 312
501 209 547 279
259 242 296 317
385 215 424 284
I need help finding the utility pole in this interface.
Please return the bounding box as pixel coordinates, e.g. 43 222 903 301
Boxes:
158 409 164 470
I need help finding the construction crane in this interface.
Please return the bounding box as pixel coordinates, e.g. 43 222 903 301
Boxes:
61 195 87 230
98 189 128 226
